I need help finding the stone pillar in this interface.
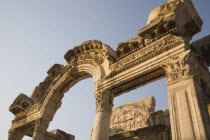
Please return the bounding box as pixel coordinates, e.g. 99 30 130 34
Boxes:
162 51 210 140
32 118 50 140
8 128 25 140
91 90 114 140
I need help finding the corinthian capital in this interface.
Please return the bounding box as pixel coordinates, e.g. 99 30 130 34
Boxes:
95 90 114 112
161 50 209 84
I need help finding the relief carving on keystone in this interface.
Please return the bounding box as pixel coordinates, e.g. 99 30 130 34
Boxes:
110 97 156 136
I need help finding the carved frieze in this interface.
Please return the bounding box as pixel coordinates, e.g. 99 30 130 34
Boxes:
8 0 209 139
107 34 184 79
64 40 116 67
110 97 155 135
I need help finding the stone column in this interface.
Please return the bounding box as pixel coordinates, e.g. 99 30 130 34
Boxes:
91 90 114 140
162 51 210 140
32 118 50 140
8 128 25 140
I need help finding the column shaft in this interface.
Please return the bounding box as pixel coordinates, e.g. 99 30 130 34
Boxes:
91 90 113 140
92 111 112 140
163 51 210 140
167 77 210 140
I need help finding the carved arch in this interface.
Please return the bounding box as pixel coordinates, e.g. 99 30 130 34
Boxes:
31 40 116 139
64 40 116 81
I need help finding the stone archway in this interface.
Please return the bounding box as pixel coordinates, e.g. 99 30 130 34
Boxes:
9 0 210 140
9 40 116 140
35 40 116 140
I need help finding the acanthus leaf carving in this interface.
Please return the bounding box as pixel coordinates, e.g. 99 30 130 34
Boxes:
162 50 209 84
95 90 114 112
64 40 116 67
107 34 184 79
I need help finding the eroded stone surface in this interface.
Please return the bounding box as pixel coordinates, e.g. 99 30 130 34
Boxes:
110 97 155 135
9 93 34 115
8 0 210 140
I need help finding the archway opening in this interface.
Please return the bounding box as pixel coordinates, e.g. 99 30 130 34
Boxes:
47 78 95 140
114 78 168 110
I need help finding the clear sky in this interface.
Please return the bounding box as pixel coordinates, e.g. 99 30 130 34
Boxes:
0 0 209 140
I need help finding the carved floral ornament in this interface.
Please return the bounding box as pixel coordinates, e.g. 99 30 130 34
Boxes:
64 40 116 67
8 0 210 139
95 90 114 112
110 108 149 135
161 50 209 84
110 97 155 135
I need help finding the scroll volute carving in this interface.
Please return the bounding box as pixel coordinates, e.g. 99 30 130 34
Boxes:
162 51 209 84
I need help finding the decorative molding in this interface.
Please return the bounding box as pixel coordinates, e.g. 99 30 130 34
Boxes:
107 34 185 79
8 0 209 139
64 40 116 66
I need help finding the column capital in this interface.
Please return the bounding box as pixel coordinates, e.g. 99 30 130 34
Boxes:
95 90 114 112
161 50 209 85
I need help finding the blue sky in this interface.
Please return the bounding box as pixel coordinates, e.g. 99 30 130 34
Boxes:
0 0 209 140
